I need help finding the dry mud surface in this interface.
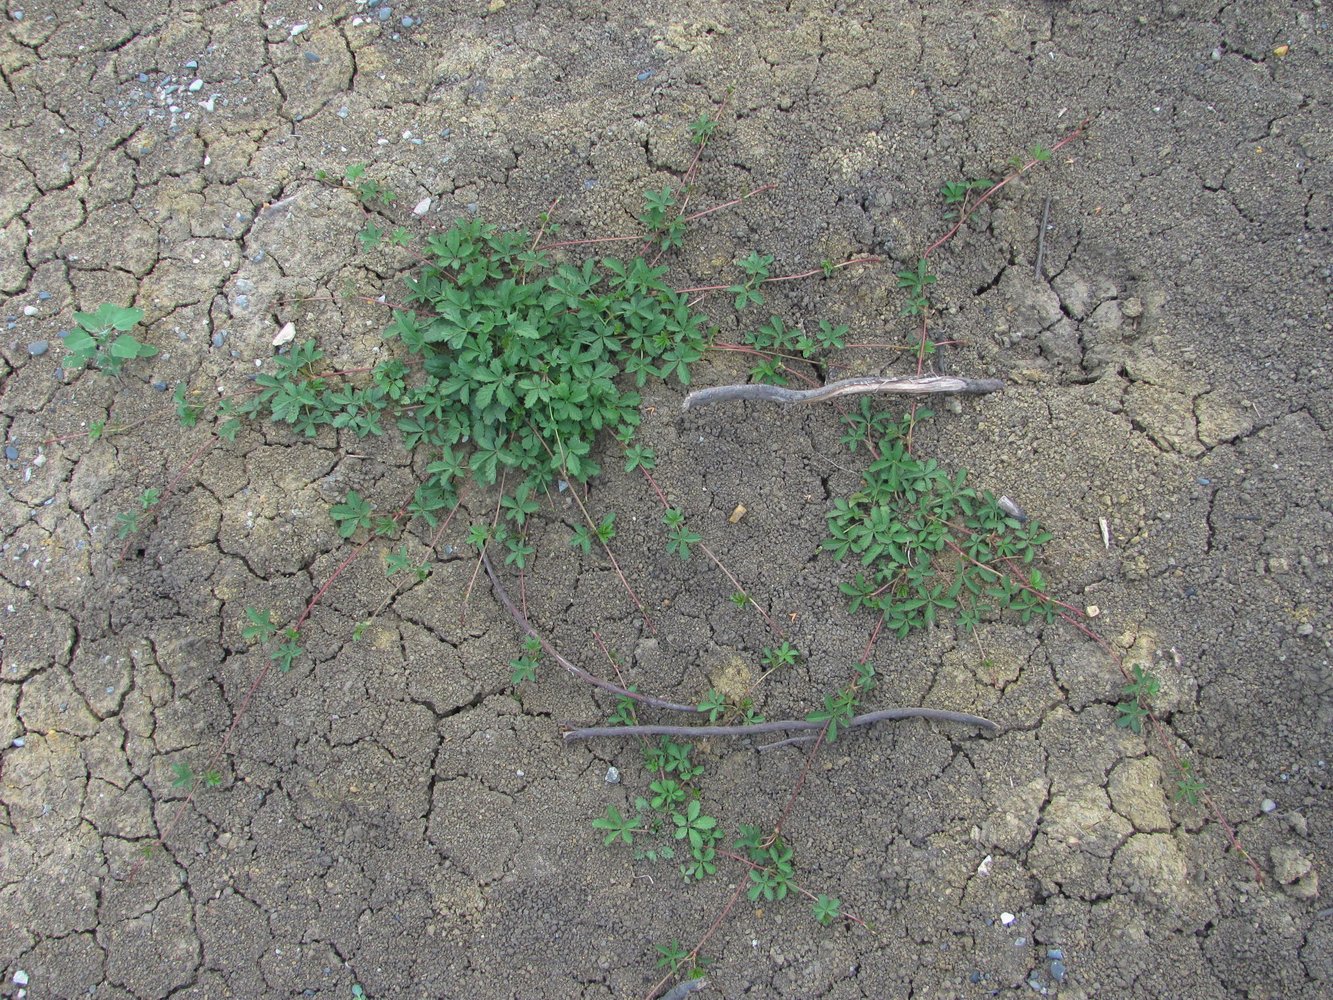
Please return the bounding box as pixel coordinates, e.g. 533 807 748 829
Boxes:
1 2 1330 998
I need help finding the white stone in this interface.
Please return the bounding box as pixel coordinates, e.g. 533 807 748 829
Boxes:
413 196 431 217
272 321 296 346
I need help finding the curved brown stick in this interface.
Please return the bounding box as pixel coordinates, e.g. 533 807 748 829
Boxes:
562 706 998 742
681 374 1004 411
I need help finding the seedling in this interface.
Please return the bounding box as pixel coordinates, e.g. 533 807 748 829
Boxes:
1115 663 1161 734
811 893 843 926
728 251 773 310
329 490 374 539
170 761 222 789
688 112 718 147
662 508 701 561
62 303 156 375
592 804 642 846
761 642 799 670
1174 760 1206 806
896 258 936 316
115 488 161 540
570 511 617 554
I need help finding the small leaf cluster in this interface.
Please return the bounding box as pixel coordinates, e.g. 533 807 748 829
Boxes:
595 736 723 882
896 258 936 316
805 661 876 743
1115 663 1160 735
242 607 303 672
654 939 710 980
735 825 797 902
742 315 848 385
508 635 543 685
115 488 161 540
826 401 1055 637
316 163 398 208
639 185 687 251
662 508 701 561
170 760 222 789
940 177 994 220
570 510 616 554
695 687 764 726
728 251 773 310
63 304 156 375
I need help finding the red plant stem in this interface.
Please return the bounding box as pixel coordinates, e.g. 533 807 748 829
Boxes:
119 433 221 560
921 117 1090 260
679 183 777 224
637 467 783 640
674 254 881 296
713 848 869 929
539 233 645 252
643 880 748 1000
1051 607 1262 882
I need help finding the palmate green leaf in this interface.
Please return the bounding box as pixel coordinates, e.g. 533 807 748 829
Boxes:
75 303 144 334
329 490 373 538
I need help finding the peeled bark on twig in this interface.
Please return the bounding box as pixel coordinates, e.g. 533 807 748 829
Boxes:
681 374 1004 411
562 706 998 742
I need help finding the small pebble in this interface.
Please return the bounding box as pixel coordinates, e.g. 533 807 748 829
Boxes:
1014 936 1027 947
636 69 654 81
413 196 431 216
188 79 203 91
22 304 37 316
1047 949 1064 960
304 51 321 62
32 454 44 468
1050 960 1066 982
337 106 350 118
401 16 414 27
185 60 198 69
27 340 48 357
12 737 24 748
12 970 27 986
1197 477 1211 485
969 971 982 984
379 7 393 20
12 10 24 21
4 446 17 460
290 23 308 36
211 332 225 348
152 380 168 392
1261 799 1277 813
138 73 149 83
605 766 620 785
36 290 50 300
1000 912 1016 926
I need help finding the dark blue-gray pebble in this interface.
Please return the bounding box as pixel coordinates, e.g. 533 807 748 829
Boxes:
305 51 320 62
379 7 392 20
152 380 168 392
401 16 414 27
1051 960 1066 982
1047 949 1063 960
4 446 17 460
27 340 48 357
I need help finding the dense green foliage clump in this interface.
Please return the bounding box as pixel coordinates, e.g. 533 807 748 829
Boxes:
223 218 709 524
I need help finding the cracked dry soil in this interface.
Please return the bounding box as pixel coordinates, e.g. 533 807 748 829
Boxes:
1 2 1330 998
